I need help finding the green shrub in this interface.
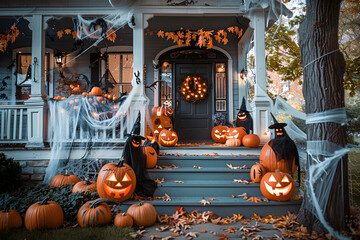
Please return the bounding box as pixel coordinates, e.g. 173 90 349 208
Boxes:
0 184 99 224
0 152 21 193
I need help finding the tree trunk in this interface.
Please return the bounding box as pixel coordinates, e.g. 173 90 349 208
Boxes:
297 0 349 232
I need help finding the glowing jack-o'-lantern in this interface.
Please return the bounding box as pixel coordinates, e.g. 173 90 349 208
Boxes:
150 115 173 137
237 111 249 121
132 138 141 148
275 127 285 136
97 162 136 202
225 127 247 142
211 126 228 143
260 170 295 201
158 129 178 147
144 146 157 168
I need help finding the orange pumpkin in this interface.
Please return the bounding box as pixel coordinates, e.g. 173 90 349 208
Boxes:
72 179 96 193
225 139 241 147
0 210 22 230
211 126 228 143
96 162 136 202
144 146 157 168
90 86 103 96
158 129 178 147
150 115 173 137
242 134 260 148
259 142 297 174
77 198 113 227
25 197 64 230
114 212 133 227
225 127 247 143
50 171 80 187
151 106 174 117
260 170 295 201
126 202 157 227
250 164 267 182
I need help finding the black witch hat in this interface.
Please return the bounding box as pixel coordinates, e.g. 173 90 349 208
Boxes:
237 97 249 113
126 113 145 140
268 113 287 129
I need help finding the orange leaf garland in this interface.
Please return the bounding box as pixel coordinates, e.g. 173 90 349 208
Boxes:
157 30 164 38
57 30 64 39
64 29 72 34
72 31 78 39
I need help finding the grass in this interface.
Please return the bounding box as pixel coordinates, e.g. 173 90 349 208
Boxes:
349 148 360 208
0 226 134 240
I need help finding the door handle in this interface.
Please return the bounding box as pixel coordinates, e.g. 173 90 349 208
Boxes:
176 100 179 109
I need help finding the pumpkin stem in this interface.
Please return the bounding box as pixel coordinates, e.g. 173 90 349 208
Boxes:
84 178 92 185
138 202 143 206
89 198 121 208
40 196 50 205
122 212 126 216
117 158 124 167
64 169 69 176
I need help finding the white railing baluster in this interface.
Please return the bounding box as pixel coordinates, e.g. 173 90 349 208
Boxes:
13 109 17 139
0 110 4 139
6 109 11 139
19 109 23 140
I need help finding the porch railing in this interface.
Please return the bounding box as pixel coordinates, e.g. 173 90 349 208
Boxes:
0 105 28 143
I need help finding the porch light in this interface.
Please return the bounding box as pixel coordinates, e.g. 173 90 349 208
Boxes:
240 69 247 79
55 50 65 67
217 64 225 73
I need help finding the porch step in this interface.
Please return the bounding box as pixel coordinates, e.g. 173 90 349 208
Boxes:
121 196 302 218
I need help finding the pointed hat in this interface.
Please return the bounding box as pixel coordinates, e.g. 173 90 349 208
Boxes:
237 97 248 112
268 112 287 129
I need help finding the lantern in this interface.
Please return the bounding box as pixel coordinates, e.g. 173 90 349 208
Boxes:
260 170 296 201
158 129 178 147
211 125 228 143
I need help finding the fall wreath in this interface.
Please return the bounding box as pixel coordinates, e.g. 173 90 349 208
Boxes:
179 75 208 103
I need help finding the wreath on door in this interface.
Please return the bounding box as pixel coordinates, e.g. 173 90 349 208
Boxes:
179 75 208 103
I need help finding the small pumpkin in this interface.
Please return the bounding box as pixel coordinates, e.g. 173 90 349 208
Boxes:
225 139 241 147
225 127 247 142
77 198 114 227
0 209 22 230
260 170 296 201
259 142 297 174
158 129 178 147
50 170 80 187
90 86 103 96
250 164 267 183
25 197 63 230
242 134 260 148
72 179 96 193
211 125 228 143
126 202 157 227
144 146 158 168
114 212 133 227
97 161 136 202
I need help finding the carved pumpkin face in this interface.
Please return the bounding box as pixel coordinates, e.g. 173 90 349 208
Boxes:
150 115 173 137
144 146 157 168
225 127 247 141
260 171 295 201
275 128 285 136
131 138 141 148
97 162 136 202
158 129 178 147
211 126 228 143
237 111 248 121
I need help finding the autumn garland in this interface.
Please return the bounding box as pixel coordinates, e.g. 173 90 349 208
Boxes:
180 75 208 103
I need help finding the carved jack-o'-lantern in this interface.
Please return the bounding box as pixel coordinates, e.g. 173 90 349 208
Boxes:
275 127 285 136
158 129 178 147
211 126 228 143
237 111 249 121
131 138 141 148
143 146 157 168
97 162 136 202
260 170 295 201
225 127 247 142
250 164 267 183
150 115 173 137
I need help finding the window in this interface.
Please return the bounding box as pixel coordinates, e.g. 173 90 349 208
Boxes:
215 63 226 111
107 53 133 97
159 62 172 107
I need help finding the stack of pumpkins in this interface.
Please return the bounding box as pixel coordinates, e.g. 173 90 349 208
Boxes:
0 165 158 231
147 105 178 147
211 125 260 148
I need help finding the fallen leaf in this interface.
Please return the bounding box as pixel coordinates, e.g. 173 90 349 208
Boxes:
233 179 251 184
224 227 238 233
150 235 162 239
216 234 229 240
209 197 216 200
155 178 165 183
185 232 198 239
247 197 263 203
200 199 210 206
129 229 147 238
156 225 170 232
163 193 172 201
227 164 248 169
252 235 264 240
171 232 179 237
174 180 184 183
162 237 173 240
193 165 203 169
200 229 207 233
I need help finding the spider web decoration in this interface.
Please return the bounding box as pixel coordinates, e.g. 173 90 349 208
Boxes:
179 75 208 103
100 68 117 93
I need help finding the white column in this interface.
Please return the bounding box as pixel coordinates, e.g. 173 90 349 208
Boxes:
248 9 272 144
25 14 47 148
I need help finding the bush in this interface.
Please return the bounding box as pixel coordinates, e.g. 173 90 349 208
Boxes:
0 184 99 224
0 152 21 193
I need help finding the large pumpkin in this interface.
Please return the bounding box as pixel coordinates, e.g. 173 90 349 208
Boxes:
126 202 157 227
158 129 178 147
77 198 113 227
72 179 96 193
25 197 64 230
150 115 173 137
259 142 297 174
211 126 228 143
97 162 136 202
260 171 296 201
143 146 158 168
242 134 260 148
151 106 174 117
50 171 80 187
0 210 22 230
225 127 247 143
250 164 267 183
114 212 133 227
